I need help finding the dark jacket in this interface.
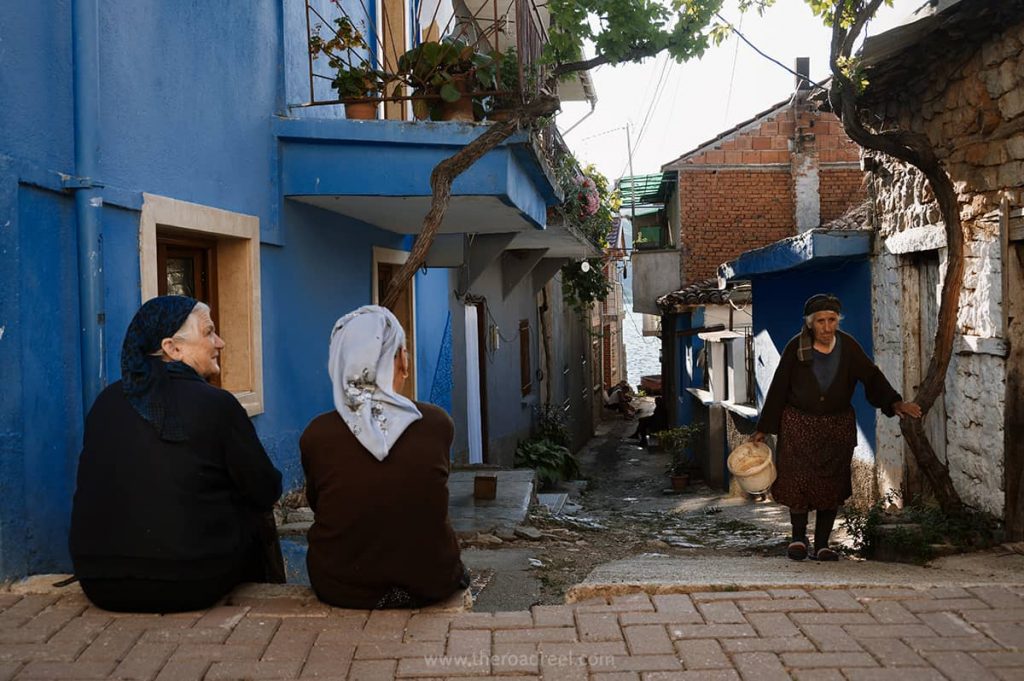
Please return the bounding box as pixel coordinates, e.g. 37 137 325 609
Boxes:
69 373 282 580
757 330 902 434
300 402 463 609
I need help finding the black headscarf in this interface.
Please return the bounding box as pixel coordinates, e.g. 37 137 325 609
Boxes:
798 294 842 362
120 295 201 442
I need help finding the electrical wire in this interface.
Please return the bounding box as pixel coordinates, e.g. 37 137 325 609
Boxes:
723 12 744 124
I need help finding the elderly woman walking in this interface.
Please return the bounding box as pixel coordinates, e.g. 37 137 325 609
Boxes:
752 294 921 561
301 305 469 609
70 296 283 612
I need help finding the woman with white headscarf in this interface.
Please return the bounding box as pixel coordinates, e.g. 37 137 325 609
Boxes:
300 305 469 609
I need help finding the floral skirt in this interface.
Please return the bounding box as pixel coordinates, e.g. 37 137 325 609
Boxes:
770 406 857 512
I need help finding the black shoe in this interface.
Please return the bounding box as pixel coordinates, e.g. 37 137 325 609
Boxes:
787 540 808 561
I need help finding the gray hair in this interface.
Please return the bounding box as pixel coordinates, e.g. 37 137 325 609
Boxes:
173 301 212 341
804 310 844 328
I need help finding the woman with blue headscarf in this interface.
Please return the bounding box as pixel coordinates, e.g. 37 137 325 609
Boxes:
69 295 283 612
300 305 469 609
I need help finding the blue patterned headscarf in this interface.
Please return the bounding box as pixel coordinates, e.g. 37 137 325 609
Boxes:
120 295 199 442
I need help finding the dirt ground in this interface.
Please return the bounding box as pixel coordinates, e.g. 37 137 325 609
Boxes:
463 415 795 607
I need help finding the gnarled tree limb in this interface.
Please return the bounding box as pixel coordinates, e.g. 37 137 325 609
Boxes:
827 2 965 512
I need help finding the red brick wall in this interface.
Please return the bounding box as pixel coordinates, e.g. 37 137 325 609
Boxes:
679 170 795 282
820 168 867 223
668 103 867 282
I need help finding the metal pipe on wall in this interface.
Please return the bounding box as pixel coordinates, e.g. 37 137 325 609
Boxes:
72 0 107 410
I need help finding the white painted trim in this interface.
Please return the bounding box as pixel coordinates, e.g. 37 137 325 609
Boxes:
138 193 264 417
371 246 418 397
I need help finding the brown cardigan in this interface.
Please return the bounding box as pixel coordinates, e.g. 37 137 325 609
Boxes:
757 330 902 435
299 402 464 609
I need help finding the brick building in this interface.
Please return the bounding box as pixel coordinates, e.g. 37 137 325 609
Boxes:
662 69 865 284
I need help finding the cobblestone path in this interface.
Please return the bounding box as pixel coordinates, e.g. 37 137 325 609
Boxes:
0 584 1023 679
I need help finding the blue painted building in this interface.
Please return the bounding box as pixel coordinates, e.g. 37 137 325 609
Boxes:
717 227 879 497
0 0 596 578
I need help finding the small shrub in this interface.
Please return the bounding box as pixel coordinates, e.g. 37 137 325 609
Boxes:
515 438 580 488
535 403 570 447
656 425 701 476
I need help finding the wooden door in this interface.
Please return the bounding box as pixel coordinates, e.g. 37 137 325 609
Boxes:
157 233 220 386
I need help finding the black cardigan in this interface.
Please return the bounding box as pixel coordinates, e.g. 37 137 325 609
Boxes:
756 331 902 434
69 373 282 580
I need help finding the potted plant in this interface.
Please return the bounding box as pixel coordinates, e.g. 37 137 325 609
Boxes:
487 48 522 121
657 425 701 492
398 38 496 121
514 437 580 489
309 16 388 120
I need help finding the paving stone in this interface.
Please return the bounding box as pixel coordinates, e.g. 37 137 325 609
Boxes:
640 671 739 680
261 624 319 662
790 671 845 681
576 613 622 642
975 652 1024 667
598 654 681 672
732 651 790 681
362 610 412 641
852 589 931 601
769 589 810 599
810 590 864 612
225 617 280 648
691 591 769 602
651 595 698 614
493 627 577 643
168 642 264 662
298 643 355 678
965 609 1024 624
841 669 946 680
347 659 397 681
622 625 673 655
15 660 116 679
975 622 1024 649
673 638 731 669
857 637 930 666
800 625 863 652
924 650 1001 680
790 612 876 626
744 612 801 638
780 652 878 668
902 598 990 612
395 649 488 676
618 611 703 626
923 586 971 600
843 624 936 639
205 659 304 680
971 587 1024 610
111 641 176 679
195 606 251 630
668 624 756 640
866 601 921 624
354 641 445 660
446 629 489 658
488 612 535 629
995 670 1024 681
404 614 453 643
531 606 575 628
917 610 982 636
719 636 816 653
737 599 821 613
697 601 745 624
153 658 210 681
491 642 539 674
903 635 1003 652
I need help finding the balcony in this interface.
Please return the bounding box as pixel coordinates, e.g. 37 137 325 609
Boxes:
619 171 681 314
276 0 598 250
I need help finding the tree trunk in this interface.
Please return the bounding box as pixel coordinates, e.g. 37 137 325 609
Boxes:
827 3 965 512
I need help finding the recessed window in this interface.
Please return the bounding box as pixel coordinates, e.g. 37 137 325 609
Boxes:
139 194 264 416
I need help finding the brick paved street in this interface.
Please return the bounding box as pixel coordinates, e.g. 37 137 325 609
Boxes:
1 583 1023 679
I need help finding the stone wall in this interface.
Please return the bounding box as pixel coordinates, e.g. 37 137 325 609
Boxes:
864 20 1023 516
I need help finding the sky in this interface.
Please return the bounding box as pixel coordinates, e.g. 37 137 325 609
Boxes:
555 0 922 183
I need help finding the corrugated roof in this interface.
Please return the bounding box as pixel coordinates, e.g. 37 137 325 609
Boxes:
617 171 677 208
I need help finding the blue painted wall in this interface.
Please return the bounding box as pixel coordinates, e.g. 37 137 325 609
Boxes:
750 258 877 456
0 0 538 577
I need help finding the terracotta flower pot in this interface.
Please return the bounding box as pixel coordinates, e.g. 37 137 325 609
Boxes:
670 473 689 492
345 101 378 120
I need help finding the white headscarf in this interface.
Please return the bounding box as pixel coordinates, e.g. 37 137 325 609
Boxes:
329 305 423 461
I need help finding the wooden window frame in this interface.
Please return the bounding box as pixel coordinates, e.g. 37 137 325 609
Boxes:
371 246 417 399
139 194 264 416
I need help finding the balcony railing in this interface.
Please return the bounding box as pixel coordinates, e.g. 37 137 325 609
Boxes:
302 0 550 118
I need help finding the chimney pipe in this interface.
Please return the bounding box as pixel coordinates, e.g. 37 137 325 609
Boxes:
795 57 811 90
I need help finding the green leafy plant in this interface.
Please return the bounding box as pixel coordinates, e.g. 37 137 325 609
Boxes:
535 403 570 447
560 258 612 314
309 16 390 100
398 38 496 120
515 438 580 488
841 491 1001 563
656 425 702 476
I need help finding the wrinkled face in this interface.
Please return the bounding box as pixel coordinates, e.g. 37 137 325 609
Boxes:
811 311 840 346
392 345 409 393
164 307 225 378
